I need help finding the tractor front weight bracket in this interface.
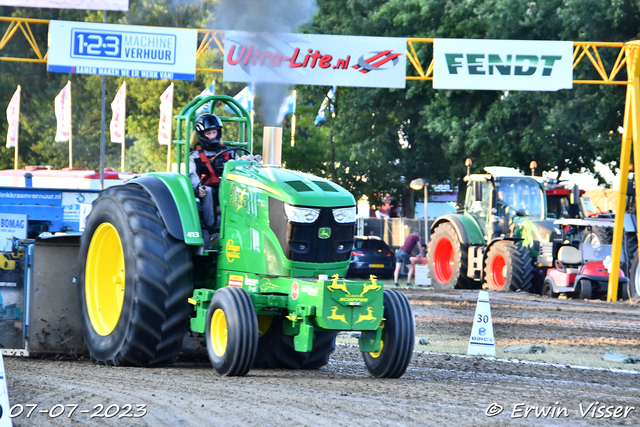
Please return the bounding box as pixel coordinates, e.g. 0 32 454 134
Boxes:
284 305 316 352
359 322 384 353
250 293 288 310
188 288 214 333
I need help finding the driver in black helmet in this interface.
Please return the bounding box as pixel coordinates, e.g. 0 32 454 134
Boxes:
189 113 236 230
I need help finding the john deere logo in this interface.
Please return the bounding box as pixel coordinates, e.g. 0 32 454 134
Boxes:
318 227 331 239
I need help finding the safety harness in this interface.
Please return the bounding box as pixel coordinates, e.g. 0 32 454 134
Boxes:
195 145 230 185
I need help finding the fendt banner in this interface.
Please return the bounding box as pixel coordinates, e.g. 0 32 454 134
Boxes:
0 0 129 11
223 31 407 89
433 39 573 91
48 20 197 81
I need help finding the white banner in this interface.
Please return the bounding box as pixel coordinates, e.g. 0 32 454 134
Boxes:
433 39 573 91
0 0 129 10
6 86 20 148
224 31 407 88
110 82 126 144
54 82 71 143
158 83 173 146
48 20 197 81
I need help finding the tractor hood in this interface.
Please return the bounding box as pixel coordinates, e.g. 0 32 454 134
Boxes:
224 160 356 207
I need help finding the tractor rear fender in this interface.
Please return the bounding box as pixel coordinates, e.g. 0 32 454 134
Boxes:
431 214 485 246
130 173 204 246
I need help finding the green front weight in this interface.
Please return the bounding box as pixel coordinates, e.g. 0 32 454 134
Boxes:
294 321 314 353
189 288 214 333
359 325 383 353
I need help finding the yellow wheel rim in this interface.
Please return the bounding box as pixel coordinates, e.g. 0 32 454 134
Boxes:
257 315 274 338
85 223 126 336
369 320 385 358
211 308 228 357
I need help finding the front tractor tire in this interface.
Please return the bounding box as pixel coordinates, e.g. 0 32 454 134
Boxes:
428 223 474 290
206 287 258 376
78 185 193 366
484 241 533 292
363 290 415 378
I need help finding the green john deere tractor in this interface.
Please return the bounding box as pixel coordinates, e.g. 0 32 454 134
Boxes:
427 166 560 293
77 95 414 377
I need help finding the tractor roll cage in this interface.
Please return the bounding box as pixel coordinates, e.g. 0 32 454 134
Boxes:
173 95 253 176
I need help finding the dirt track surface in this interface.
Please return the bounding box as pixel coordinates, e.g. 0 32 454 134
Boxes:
4 289 640 426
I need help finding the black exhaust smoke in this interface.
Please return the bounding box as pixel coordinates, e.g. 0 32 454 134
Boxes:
213 0 316 126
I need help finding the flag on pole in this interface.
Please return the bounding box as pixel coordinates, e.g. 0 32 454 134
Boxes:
276 91 296 125
223 85 255 114
158 83 174 145
195 81 216 116
236 85 255 111
110 82 126 143
6 86 20 148
54 82 71 142
314 86 336 126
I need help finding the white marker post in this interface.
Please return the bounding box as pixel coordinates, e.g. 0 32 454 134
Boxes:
0 353 12 426
467 291 496 356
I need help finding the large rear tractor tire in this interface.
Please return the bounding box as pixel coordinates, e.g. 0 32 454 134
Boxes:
78 185 193 366
252 315 337 369
206 287 258 376
627 254 640 302
427 223 474 290
624 232 638 276
363 290 415 378
484 241 533 292
581 227 612 245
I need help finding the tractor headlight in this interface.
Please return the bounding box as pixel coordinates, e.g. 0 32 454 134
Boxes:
332 207 356 223
284 203 320 223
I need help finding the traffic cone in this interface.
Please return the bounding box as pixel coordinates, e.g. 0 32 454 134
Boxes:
467 291 496 356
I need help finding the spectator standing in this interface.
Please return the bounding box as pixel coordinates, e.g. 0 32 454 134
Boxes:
394 229 421 287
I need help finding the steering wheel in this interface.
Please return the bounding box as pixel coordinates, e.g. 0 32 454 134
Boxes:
210 147 251 175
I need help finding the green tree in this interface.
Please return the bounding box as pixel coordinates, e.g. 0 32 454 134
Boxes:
299 0 638 214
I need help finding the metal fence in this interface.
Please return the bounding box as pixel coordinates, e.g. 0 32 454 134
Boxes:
356 217 434 250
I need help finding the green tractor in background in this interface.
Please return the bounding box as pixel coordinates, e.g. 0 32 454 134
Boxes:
76 95 415 377
427 167 560 293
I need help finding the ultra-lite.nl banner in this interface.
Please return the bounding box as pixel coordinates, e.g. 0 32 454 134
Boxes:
433 39 573 91
223 31 407 89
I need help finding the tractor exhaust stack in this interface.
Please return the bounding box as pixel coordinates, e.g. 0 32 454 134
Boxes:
262 126 282 167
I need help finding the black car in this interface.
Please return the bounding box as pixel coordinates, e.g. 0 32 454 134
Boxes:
346 236 395 279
